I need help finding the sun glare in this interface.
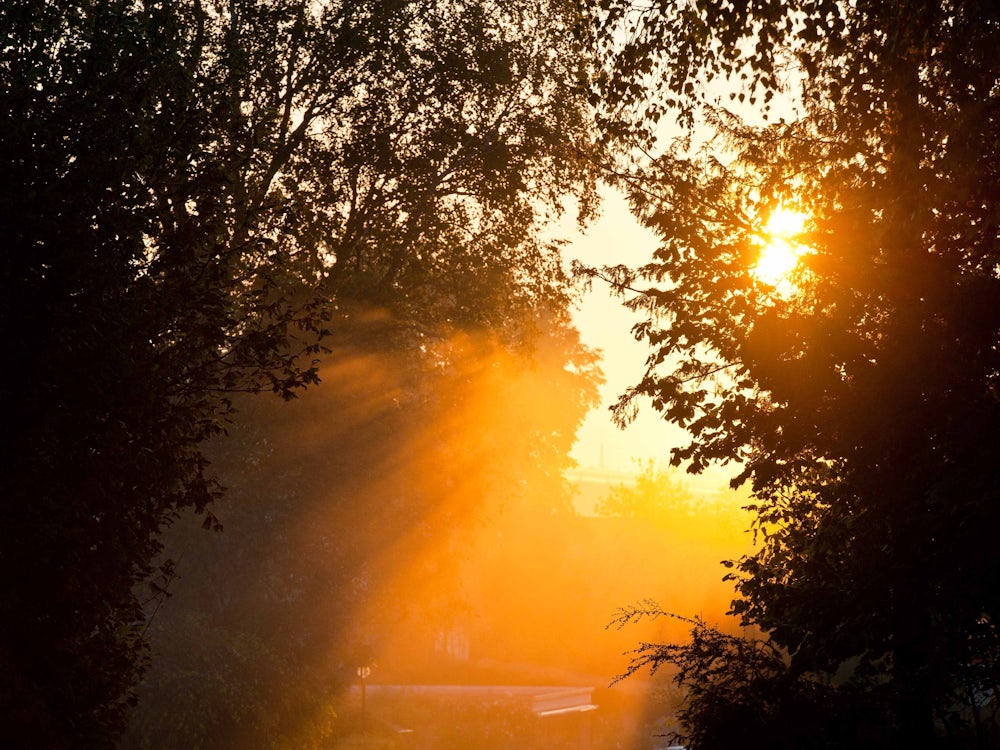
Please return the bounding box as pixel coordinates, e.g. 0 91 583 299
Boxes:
754 207 809 287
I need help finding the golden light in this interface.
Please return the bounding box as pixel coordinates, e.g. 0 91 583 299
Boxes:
753 207 809 287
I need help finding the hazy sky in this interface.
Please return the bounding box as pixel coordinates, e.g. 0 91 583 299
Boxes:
565 188 691 474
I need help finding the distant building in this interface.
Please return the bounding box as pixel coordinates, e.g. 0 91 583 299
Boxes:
433 627 470 662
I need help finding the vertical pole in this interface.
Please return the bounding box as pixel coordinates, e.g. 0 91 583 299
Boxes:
357 664 371 734
361 675 367 733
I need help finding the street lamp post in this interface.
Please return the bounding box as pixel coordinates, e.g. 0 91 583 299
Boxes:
357 665 372 733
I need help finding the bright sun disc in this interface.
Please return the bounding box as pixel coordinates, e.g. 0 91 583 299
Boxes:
754 207 809 286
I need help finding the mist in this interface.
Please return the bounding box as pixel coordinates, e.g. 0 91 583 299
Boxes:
119 310 750 749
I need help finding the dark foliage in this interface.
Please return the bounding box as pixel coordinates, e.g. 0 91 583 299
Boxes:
0 0 601 744
584 0 1000 745
611 604 892 749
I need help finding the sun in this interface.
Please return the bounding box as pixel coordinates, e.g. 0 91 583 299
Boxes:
753 207 809 287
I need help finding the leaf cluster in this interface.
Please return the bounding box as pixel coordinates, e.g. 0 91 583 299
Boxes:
611 603 891 749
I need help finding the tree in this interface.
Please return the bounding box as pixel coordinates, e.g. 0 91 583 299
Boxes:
583 0 1000 744
611 604 892 750
596 460 746 539
0 1 601 744
596 460 690 523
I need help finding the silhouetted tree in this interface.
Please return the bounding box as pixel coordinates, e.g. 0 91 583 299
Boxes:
596 460 746 542
0 0 601 744
596 461 690 523
611 604 892 750
583 0 1000 744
